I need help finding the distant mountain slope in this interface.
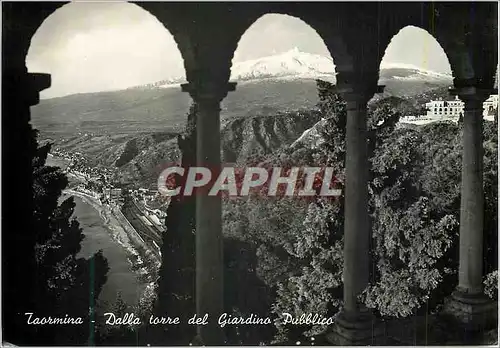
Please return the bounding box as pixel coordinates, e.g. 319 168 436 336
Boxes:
31 80 321 138
379 66 452 97
32 72 450 139
380 62 452 81
31 88 192 135
230 47 336 82
53 110 320 187
129 48 451 89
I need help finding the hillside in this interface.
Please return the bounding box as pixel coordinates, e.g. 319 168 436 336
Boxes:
32 77 450 140
53 110 321 188
291 87 453 150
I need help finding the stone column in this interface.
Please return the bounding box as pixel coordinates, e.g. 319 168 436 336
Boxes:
457 90 487 295
154 104 198 345
181 82 236 345
343 91 371 314
328 82 384 345
2 66 51 344
445 87 497 330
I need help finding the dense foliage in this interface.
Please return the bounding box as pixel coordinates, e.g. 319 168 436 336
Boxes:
222 80 498 343
152 104 197 345
115 138 139 167
142 80 496 345
32 131 109 345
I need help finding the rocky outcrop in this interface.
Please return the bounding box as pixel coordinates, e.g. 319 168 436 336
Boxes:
220 110 321 164
111 110 321 186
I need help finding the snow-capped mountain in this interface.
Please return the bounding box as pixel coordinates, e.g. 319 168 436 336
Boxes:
130 48 452 89
379 62 452 83
128 77 182 90
230 47 336 82
230 49 451 83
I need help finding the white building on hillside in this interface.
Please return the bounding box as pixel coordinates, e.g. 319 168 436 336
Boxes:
483 94 498 117
425 96 464 120
400 94 498 125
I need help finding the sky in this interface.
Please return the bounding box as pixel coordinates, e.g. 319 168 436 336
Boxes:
27 2 453 99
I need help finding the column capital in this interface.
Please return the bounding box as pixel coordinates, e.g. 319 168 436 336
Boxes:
331 84 385 108
4 71 51 106
452 77 496 91
450 87 497 112
181 81 236 104
449 86 496 103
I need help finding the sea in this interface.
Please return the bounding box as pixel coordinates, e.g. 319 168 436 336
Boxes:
47 154 148 311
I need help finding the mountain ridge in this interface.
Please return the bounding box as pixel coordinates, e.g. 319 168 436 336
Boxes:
121 48 452 91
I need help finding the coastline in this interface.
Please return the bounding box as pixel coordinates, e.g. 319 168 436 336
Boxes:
48 152 161 309
62 188 160 307
64 188 160 270
64 189 135 251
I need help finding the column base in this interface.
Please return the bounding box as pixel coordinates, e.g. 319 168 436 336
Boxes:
444 290 497 331
326 311 386 345
190 335 204 346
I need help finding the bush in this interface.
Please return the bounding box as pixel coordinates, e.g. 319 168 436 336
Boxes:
484 271 498 300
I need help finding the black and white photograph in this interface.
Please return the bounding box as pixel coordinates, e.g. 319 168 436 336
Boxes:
2 1 498 346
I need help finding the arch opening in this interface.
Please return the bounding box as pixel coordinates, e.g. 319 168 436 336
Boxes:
379 26 453 96
221 14 336 156
27 2 187 100
27 2 191 137
376 26 456 122
220 13 337 162
25 1 190 310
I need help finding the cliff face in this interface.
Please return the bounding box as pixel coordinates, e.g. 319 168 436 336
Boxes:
119 110 320 186
220 110 321 164
114 136 180 186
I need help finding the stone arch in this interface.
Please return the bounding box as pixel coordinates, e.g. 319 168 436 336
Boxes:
377 4 465 83
230 11 355 80
134 2 205 87
25 2 188 98
436 3 497 88
222 12 340 136
441 37 497 89
382 2 498 88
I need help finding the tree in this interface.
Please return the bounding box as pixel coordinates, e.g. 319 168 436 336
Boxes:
222 80 498 343
366 119 497 317
154 103 197 345
484 271 498 300
96 292 140 345
482 120 498 278
31 131 109 345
